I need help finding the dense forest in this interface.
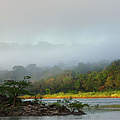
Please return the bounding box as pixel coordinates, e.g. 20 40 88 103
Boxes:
2 60 120 95
31 60 120 94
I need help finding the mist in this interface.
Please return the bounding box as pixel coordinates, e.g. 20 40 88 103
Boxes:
0 0 120 69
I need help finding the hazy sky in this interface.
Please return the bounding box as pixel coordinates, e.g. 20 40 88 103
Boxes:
0 0 120 69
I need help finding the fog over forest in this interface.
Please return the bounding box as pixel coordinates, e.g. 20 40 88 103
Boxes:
0 0 120 69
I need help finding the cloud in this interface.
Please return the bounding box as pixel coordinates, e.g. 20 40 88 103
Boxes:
0 0 120 68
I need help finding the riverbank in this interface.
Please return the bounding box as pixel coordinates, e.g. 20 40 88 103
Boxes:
21 96 120 99
20 91 120 99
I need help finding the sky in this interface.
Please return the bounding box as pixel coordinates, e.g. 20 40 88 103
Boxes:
0 0 120 69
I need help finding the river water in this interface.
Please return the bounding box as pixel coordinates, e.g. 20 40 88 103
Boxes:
1 98 120 120
39 98 120 105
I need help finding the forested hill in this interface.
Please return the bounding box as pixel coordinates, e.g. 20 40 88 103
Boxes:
32 60 120 94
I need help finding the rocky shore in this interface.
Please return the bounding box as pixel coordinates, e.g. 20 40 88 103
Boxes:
0 100 85 117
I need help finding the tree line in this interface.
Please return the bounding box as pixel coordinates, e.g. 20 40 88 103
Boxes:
32 60 120 94
0 61 108 82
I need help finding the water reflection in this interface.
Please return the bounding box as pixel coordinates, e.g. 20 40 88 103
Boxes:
1 111 120 120
24 98 120 106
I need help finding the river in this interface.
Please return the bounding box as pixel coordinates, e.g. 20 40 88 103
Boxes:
1 98 120 120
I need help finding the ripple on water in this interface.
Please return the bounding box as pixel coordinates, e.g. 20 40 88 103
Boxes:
1 111 120 120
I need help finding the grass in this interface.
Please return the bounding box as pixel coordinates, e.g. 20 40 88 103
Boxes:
20 90 120 99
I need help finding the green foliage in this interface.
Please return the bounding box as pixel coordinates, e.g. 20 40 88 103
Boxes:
1 60 118 95
69 100 89 112
33 60 120 93
0 80 31 106
55 98 89 112
45 88 51 94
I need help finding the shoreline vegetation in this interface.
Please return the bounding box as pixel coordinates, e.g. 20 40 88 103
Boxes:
20 91 120 99
21 96 120 99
